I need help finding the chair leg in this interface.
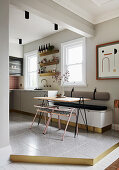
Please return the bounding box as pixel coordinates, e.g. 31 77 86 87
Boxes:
43 114 52 135
58 115 61 130
30 109 38 129
62 113 72 141
44 113 47 125
38 112 42 125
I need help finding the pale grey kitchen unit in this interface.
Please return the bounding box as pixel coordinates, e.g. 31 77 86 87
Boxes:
10 90 57 114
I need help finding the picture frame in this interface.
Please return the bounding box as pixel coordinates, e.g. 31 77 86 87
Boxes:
96 40 119 80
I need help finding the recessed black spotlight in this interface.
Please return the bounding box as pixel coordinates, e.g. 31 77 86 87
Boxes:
25 11 29 19
19 39 22 44
54 23 58 30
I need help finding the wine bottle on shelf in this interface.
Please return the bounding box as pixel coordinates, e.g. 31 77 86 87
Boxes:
38 46 41 53
43 45 46 52
46 44 48 52
47 43 51 51
41 45 43 53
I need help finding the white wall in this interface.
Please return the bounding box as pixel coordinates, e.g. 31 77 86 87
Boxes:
0 0 9 148
86 17 119 109
24 29 82 91
23 17 119 111
9 43 23 58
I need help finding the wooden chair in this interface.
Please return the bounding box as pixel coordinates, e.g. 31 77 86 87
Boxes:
43 107 77 141
30 105 60 129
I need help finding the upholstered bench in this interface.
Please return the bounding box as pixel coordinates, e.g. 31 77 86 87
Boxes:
52 90 112 133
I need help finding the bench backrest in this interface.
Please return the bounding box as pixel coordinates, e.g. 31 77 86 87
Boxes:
65 91 110 101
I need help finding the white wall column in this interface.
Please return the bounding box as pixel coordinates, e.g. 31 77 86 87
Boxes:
0 0 11 165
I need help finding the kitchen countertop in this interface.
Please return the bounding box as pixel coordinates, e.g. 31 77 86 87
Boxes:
9 89 58 91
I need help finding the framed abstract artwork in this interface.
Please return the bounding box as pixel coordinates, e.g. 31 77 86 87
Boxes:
96 41 119 80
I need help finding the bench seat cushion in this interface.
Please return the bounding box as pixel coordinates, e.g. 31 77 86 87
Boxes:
54 102 107 110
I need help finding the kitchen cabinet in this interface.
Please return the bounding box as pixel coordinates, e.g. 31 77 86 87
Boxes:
9 90 13 110
10 90 57 114
12 90 21 110
9 56 23 76
20 91 48 113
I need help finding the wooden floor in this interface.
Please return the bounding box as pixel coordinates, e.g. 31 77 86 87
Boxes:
105 158 119 170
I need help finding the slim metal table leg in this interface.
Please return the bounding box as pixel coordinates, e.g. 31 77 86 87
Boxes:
74 99 81 137
74 107 80 138
82 98 88 132
74 97 88 136
84 108 88 132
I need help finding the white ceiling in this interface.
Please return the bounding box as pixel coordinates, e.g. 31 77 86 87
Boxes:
9 0 119 45
91 0 112 6
52 0 119 24
9 5 64 45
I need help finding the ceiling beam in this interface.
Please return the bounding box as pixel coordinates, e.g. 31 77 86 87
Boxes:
10 0 95 37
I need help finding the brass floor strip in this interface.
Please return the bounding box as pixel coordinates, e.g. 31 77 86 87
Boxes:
93 142 119 165
10 155 93 166
10 142 119 166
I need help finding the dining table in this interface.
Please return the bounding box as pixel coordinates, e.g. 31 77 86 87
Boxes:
34 96 91 137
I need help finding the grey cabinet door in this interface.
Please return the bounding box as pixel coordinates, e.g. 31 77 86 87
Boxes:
21 91 48 114
11 90 57 113
12 90 21 110
9 91 13 110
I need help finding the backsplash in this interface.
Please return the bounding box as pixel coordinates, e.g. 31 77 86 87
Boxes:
9 76 24 89
9 76 19 89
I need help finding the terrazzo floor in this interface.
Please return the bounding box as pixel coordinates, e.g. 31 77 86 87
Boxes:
9 112 119 159
1 112 119 170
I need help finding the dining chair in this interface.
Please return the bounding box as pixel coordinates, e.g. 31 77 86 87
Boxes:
43 107 77 141
30 105 60 129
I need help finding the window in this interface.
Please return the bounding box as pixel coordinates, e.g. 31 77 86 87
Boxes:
61 38 86 86
24 51 38 89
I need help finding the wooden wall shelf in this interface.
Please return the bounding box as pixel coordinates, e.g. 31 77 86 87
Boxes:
40 50 59 57
39 72 59 76
40 61 59 67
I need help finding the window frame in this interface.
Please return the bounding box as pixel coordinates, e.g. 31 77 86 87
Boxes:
61 37 86 87
24 50 38 89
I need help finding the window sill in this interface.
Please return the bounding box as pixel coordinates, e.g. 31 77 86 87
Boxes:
62 83 87 87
